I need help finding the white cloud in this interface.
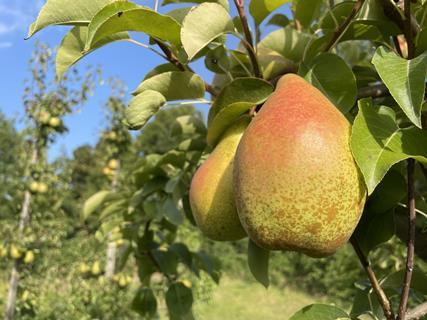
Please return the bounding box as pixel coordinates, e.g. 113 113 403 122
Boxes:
0 41 12 48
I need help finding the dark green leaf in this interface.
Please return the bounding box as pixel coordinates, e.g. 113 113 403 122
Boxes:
132 288 157 317
248 239 270 288
151 249 178 274
300 53 357 114
267 14 290 27
163 197 184 225
208 77 273 126
294 0 323 28
165 282 194 316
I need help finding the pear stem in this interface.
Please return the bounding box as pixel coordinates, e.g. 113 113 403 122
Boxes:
350 237 395 320
323 0 364 52
232 0 263 78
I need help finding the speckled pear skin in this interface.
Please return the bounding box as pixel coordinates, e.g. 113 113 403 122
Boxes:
189 117 250 241
234 74 366 257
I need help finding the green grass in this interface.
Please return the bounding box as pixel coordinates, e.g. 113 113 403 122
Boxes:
192 276 319 320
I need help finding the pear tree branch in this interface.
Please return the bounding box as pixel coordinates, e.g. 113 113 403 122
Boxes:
406 301 427 320
153 39 218 97
232 0 263 78
350 237 395 320
397 1 417 318
323 0 365 52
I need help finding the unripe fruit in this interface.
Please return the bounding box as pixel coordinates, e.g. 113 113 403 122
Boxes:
22 290 30 301
115 239 124 247
0 245 7 258
10 245 22 259
91 261 102 276
29 181 39 193
107 131 117 141
190 117 250 241
48 117 61 128
118 275 127 288
108 159 119 170
102 167 113 176
24 250 35 264
181 279 192 288
37 182 48 193
38 111 51 125
79 263 90 274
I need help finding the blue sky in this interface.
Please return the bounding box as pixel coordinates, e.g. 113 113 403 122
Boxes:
0 0 286 160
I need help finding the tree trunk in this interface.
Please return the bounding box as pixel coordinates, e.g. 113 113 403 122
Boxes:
4 148 38 320
104 160 120 279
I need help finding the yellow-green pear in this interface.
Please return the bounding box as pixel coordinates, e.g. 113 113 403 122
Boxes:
190 117 250 241
234 74 366 257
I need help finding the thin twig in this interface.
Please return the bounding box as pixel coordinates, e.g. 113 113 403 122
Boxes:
124 39 167 60
357 83 389 99
350 237 395 320
232 0 262 78
398 159 416 320
153 39 218 97
403 0 415 59
379 0 419 38
406 301 427 320
324 0 365 52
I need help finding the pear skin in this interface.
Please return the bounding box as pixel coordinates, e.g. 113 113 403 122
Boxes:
234 74 366 257
190 117 250 241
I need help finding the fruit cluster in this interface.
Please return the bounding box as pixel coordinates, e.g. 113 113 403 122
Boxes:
190 75 367 257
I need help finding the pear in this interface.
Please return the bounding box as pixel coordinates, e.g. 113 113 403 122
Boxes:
234 74 366 257
190 117 250 241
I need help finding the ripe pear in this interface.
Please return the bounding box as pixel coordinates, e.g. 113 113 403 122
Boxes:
234 74 366 257
24 250 35 264
190 117 250 241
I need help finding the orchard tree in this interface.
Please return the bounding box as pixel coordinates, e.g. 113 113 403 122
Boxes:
3 42 97 320
28 0 427 320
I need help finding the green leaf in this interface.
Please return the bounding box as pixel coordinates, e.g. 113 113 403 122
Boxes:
134 71 206 100
258 26 313 62
132 288 157 318
181 3 234 60
249 0 291 25
56 26 128 80
163 197 184 225
351 99 427 194
267 14 290 27
165 282 194 316
208 77 273 125
85 2 182 51
372 47 427 128
162 0 230 11
207 102 254 147
248 239 270 288
151 249 178 274
294 0 323 28
99 199 126 221
144 63 182 80
82 190 111 220
366 170 406 214
289 304 350 320
124 90 166 130
28 0 113 37
301 53 357 115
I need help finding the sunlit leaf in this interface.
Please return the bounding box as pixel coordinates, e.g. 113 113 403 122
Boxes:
249 0 291 25
124 90 166 130
181 3 234 60
290 304 350 320
56 26 128 79
372 47 427 128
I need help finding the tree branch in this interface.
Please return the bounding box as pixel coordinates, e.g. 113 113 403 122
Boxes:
324 0 365 52
406 301 427 320
153 39 218 97
398 158 416 320
350 237 395 320
232 0 263 78
357 83 389 99
379 0 419 38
